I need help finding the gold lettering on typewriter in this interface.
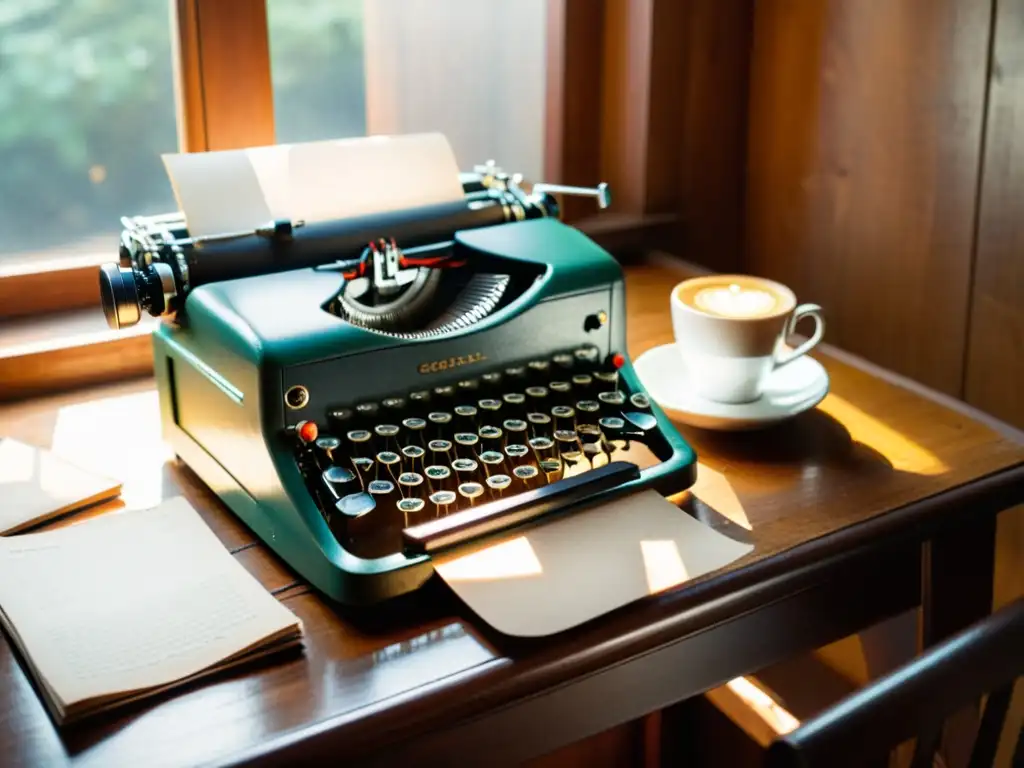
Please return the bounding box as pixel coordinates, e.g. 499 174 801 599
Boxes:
418 352 487 374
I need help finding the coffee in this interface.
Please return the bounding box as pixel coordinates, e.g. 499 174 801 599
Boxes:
675 276 793 319
670 275 824 404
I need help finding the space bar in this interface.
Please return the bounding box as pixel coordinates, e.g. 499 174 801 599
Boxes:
402 461 640 555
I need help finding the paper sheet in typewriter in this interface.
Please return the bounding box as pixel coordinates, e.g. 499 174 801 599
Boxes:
434 489 754 637
162 132 465 239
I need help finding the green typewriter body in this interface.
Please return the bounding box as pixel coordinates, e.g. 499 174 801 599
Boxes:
102 169 697 605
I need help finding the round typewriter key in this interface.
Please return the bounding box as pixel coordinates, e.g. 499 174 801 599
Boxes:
481 371 504 392
540 458 564 483
527 412 552 437
574 345 600 364
454 404 478 431
528 436 555 457
398 471 424 490
315 435 341 463
478 424 503 451
513 464 540 489
551 404 575 430
599 416 626 433
504 365 527 381
429 489 457 517
367 479 398 520
350 456 374 485
594 370 619 391
346 429 373 457
486 474 512 497
454 432 479 458
368 479 394 495
322 466 357 498
374 423 400 444
355 402 379 428
408 389 432 415
630 392 651 410
479 450 505 470
401 444 426 470
525 385 549 405
554 429 580 454
503 392 526 410
382 397 406 418
428 411 452 437
552 352 574 370
576 400 600 416
457 482 485 505
505 443 529 459
328 407 354 433
571 374 593 392
577 423 603 445
451 457 479 475
598 391 627 408
376 451 401 467
428 439 453 464
402 417 427 446
503 418 528 437
478 398 502 413
433 385 455 401
549 380 572 406
457 378 480 395
397 497 426 526
425 464 452 491
527 359 550 382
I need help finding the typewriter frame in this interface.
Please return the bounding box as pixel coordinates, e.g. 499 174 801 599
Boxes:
152 218 697 605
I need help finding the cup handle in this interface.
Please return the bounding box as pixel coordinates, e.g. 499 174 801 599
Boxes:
774 303 825 368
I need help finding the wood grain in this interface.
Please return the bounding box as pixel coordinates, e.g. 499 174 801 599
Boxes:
172 0 275 152
676 0 754 272
0 260 1021 766
745 0 994 395
965 0 1024 428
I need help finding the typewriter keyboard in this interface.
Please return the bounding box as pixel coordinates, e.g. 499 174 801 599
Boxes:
293 345 667 560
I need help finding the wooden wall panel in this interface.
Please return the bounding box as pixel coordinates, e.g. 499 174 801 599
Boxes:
965 0 1024 428
676 0 754 273
744 0 994 395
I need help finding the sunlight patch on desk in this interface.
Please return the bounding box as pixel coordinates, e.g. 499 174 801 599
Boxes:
818 394 949 475
0 438 35 484
693 463 752 530
51 390 173 510
640 540 688 593
435 537 543 582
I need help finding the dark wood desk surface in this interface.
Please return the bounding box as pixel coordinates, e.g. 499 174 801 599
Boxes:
1 261 1022 767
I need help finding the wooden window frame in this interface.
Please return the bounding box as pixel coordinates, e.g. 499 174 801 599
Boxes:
1 0 734 399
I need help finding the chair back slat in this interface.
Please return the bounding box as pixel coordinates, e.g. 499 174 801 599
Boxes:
968 682 1014 768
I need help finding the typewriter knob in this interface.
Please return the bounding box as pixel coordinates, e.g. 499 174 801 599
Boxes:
99 264 141 330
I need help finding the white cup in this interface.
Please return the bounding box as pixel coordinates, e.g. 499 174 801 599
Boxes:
670 274 825 404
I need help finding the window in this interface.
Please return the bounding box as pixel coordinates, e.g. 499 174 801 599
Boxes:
267 0 547 181
0 0 179 266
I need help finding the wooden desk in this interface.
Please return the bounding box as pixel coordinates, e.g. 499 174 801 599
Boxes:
1 261 1022 767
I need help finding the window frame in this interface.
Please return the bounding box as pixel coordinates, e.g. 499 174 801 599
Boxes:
0 0 688 396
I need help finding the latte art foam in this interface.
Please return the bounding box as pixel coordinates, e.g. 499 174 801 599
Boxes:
692 283 780 318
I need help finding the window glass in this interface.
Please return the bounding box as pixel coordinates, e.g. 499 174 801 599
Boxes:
267 0 546 181
0 0 178 263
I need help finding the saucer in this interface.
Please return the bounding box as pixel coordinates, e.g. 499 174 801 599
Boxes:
632 344 829 431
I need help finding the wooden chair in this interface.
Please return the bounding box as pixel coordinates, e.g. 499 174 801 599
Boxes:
766 597 1024 768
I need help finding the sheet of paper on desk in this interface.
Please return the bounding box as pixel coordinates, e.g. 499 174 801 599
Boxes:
162 132 465 238
0 438 122 535
435 489 754 638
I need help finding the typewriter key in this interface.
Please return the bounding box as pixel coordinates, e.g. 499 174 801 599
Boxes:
429 489 457 517
552 352 574 371
554 429 580 453
428 411 453 437
594 370 619 392
327 407 354 434
528 436 555 459
451 457 479 484
539 458 564 483
598 391 627 412
478 450 505 473
574 345 600 365
322 466 357 499
525 385 549 406
503 418 528 440
408 389 432 415
355 402 379 428
424 464 452 492
481 371 503 393
315 435 341 465
630 392 651 410
512 464 540 489
504 365 527 383
527 359 550 382
397 497 426 527
402 417 427 446
571 373 593 393
382 397 406 419
478 425 503 452
367 479 399 521
346 429 373 458
478 398 502 415
453 404 478 431
453 432 479 458
576 400 601 423
505 443 529 460
457 482 485 506
598 416 626 437
577 423 603 446
428 438 453 463
549 380 572 406
375 451 401 479
397 471 424 494
486 474 512 498
527 411 552 437
551 404 575 431
336 491 375 519
502 392 526 417
457 378 480 396
401 444 426 471
374 423 400 451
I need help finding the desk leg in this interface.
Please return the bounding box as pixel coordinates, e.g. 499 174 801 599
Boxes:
921 513 997 766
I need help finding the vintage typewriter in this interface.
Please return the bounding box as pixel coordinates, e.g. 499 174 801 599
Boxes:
99 160 697 605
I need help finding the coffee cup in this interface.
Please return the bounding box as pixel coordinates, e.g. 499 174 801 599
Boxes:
670 275 824 404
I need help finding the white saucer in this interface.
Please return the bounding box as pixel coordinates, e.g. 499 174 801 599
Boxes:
633 344 830 431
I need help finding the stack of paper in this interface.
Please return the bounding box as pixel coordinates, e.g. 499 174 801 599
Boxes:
0 497 303 724
0 437 122 535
